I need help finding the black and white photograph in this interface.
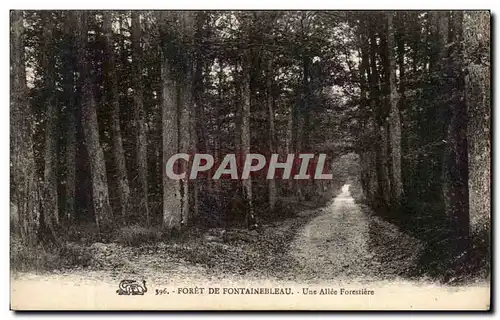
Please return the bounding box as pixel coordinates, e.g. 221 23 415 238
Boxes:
9 9 491 310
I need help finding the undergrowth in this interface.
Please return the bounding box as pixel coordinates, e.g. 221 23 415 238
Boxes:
11 195 333 277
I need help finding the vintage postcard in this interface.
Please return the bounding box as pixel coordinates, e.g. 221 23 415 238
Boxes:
10 10 491 310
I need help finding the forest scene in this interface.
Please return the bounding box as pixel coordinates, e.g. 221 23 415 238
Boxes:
10 10 490 297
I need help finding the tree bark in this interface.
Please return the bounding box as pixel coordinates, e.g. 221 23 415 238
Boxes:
160 12 181 230
131 11 150 226
266 58 277 211
77 12 113 232
368 26 390 209
396 16 407 112
241 14 256 229
178 82 190 227
358 22 378 205
241 68 255 228
291 57 310 201
178 11 197 225
103 11 131 226
387 12 403 205
191 12 205 222
440 12 471 261
464 11 491 237
63 11 77 223
10 10 41 246
41 12 60 234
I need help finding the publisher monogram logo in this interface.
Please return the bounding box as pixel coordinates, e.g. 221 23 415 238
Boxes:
116 280 148 296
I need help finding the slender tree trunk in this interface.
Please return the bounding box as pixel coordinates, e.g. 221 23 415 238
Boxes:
302 55 313 200
103 12 130 226
193 14 208 179
387 12 403 205
396 18 406 112
63 11 77 223
292 56 311 201
380 122 391 206
292 94 303 199
285 98 294 194
368 27 390 209
358 22 377 204
464 11 491 237
190 98 199 223
211 61 226 193
396 16 408 196
241 67 255 228
190 12 206 222
77 12 113 232
240 15 256 229
162 62 181 230
160 12 181 230
41 12 60 234
178 12 197 225
266 58 277 211
10 10 41 246
439 12 471 263
131 11 150 226
177 82 190 226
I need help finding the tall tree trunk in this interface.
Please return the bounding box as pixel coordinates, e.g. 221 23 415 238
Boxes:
177 81 190 226
358 21 377 205
387 12 403 205
211 61 225 193
190 97 199 223
63 11 77 223
440 12 471 263
396 16 407 112
178 12 196 226
241 67 255 228
131 11 150 226
464 11 491 237
285 95 294 194
192 12 206 213
10 10 41 246
160 12 181 230
241 15 256 229
396 15 408 197
266 58 277 211
77 12 113 232
103 11 130 226
380 122 391 206
292 56 310 201
368 26 390 209
302 55 313 200
41 12 60 235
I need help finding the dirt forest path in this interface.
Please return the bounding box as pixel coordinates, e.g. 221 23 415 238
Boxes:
11 184 491 310
292 184 424 283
